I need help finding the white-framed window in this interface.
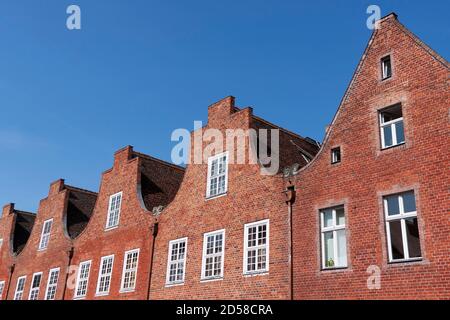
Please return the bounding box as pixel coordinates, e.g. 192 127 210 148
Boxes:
331 147 341 164
320 206 347 269
201 230 225 280
96 255 114 296
0 238 3 249
244 219 269 274
45 268 60 300
38 219 53 250
206 152 228 198
0 281 5 300
14 276 27 300
74 260 92 299
28 272 43 300
384 191 422 262
381 55 392 80
166 238 187 285
379 104 405 149
106 192 122 229
120 249 140 292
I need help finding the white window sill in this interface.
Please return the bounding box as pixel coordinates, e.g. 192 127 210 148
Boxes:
243 271 269 277
95 292 110 297
104 225 119 232
73 296 86 300
119 288 135 294
205 193 227 201
165 282 185 288
388 257 423 265
37 248 48 252
200 276 223 283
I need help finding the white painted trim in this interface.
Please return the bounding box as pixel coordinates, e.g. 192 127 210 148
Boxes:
28 272 43 300
95 255 115 296
320 206 347 269
206 151 229 199
165 237 188 285
74 260 92 299
243 219 270 275
38 218 54 251
119 248 140 293
44 267 60 300
201 229 225 280
14 275 27 300
105 192 123 230
0 280 5 300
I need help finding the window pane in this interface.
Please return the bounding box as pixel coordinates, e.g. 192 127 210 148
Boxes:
395 121 405 144
336 207 345 225
389 220 404 260
324 231 334 267
405 217 421 258
382 126 393 147
402 191 416 213
386 195 400 216
336 229 347 267
323 209 333 228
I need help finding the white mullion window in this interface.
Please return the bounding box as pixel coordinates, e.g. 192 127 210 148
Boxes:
38 219 53 250
74 260 92 299
0 238 3 249
384 191 422 263
0 281 5 300
320 206 347 269
379 104 405 149
45 268 60 300
120 249 140 292
14 276 27 300
166 238 187 285
381 55 392 79
244 219 270 275
106 192 122 230
206 152 228 198
96 255 114 296
28 272 43 300
201 230 225 280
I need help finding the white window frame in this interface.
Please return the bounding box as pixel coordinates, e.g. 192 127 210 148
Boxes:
38 219 53 250
120 249 140 293
381 55 392 80
14 276 27 300
206 152 229 198
320 206 348 269
96 255 114 296
166 237 188 285
379 106 404 149
0 281 6 300
384 191 422 263
105 192 123 230
201 229 225 280
44 267 60 300
243 219 270 275
0 238 3 250
74 260 92 299
28 272 43 300
331 147 341 164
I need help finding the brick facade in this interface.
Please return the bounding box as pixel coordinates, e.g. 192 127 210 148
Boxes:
0 13 448 300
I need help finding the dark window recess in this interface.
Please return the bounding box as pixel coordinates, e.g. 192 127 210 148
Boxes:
381 56 392 80
331 147 341 164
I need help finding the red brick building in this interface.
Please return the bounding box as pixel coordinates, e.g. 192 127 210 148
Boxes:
0 13 448 300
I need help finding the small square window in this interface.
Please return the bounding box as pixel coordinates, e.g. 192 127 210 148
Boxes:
381 56 392 80
331 147 341 164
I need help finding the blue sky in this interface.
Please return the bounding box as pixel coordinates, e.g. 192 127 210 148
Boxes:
0 0 448 212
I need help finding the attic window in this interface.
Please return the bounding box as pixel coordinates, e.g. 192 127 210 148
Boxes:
381 55 392 80
38 219 53 251
379 104 405 149
331 147 341 164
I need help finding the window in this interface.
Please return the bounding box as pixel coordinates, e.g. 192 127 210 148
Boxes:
120 249 139 292
28 272 43 300
14 276 26 300
379 104 405 149
45 268 60 300
0 238 3 249
0 281 5 300
166 238 187 285
74 260 91 299
384 191 422 262
244 220 269 274
381 55 392 80
201 230 225 280
331 147 341 164
106 192 122 229
320 206 347 269
38 219 53 250
96 255 114 295
206 152 228 198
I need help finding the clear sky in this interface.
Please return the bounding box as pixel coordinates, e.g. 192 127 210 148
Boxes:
0 0 448 212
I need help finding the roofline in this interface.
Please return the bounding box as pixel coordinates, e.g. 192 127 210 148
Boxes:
133 151 186 171
65 185 99 196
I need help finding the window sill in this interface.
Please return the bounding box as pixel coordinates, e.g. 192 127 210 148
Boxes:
37 248 48 252
388 257 423 265
165 282 185 288
104 225 119 232
73 296 86 300
119 288 135 294
243 271 268 277
331 161 341 165
320 266 348 272
205 193 227 201
380 142 405 151
200 276 223 283
95 292 110 297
